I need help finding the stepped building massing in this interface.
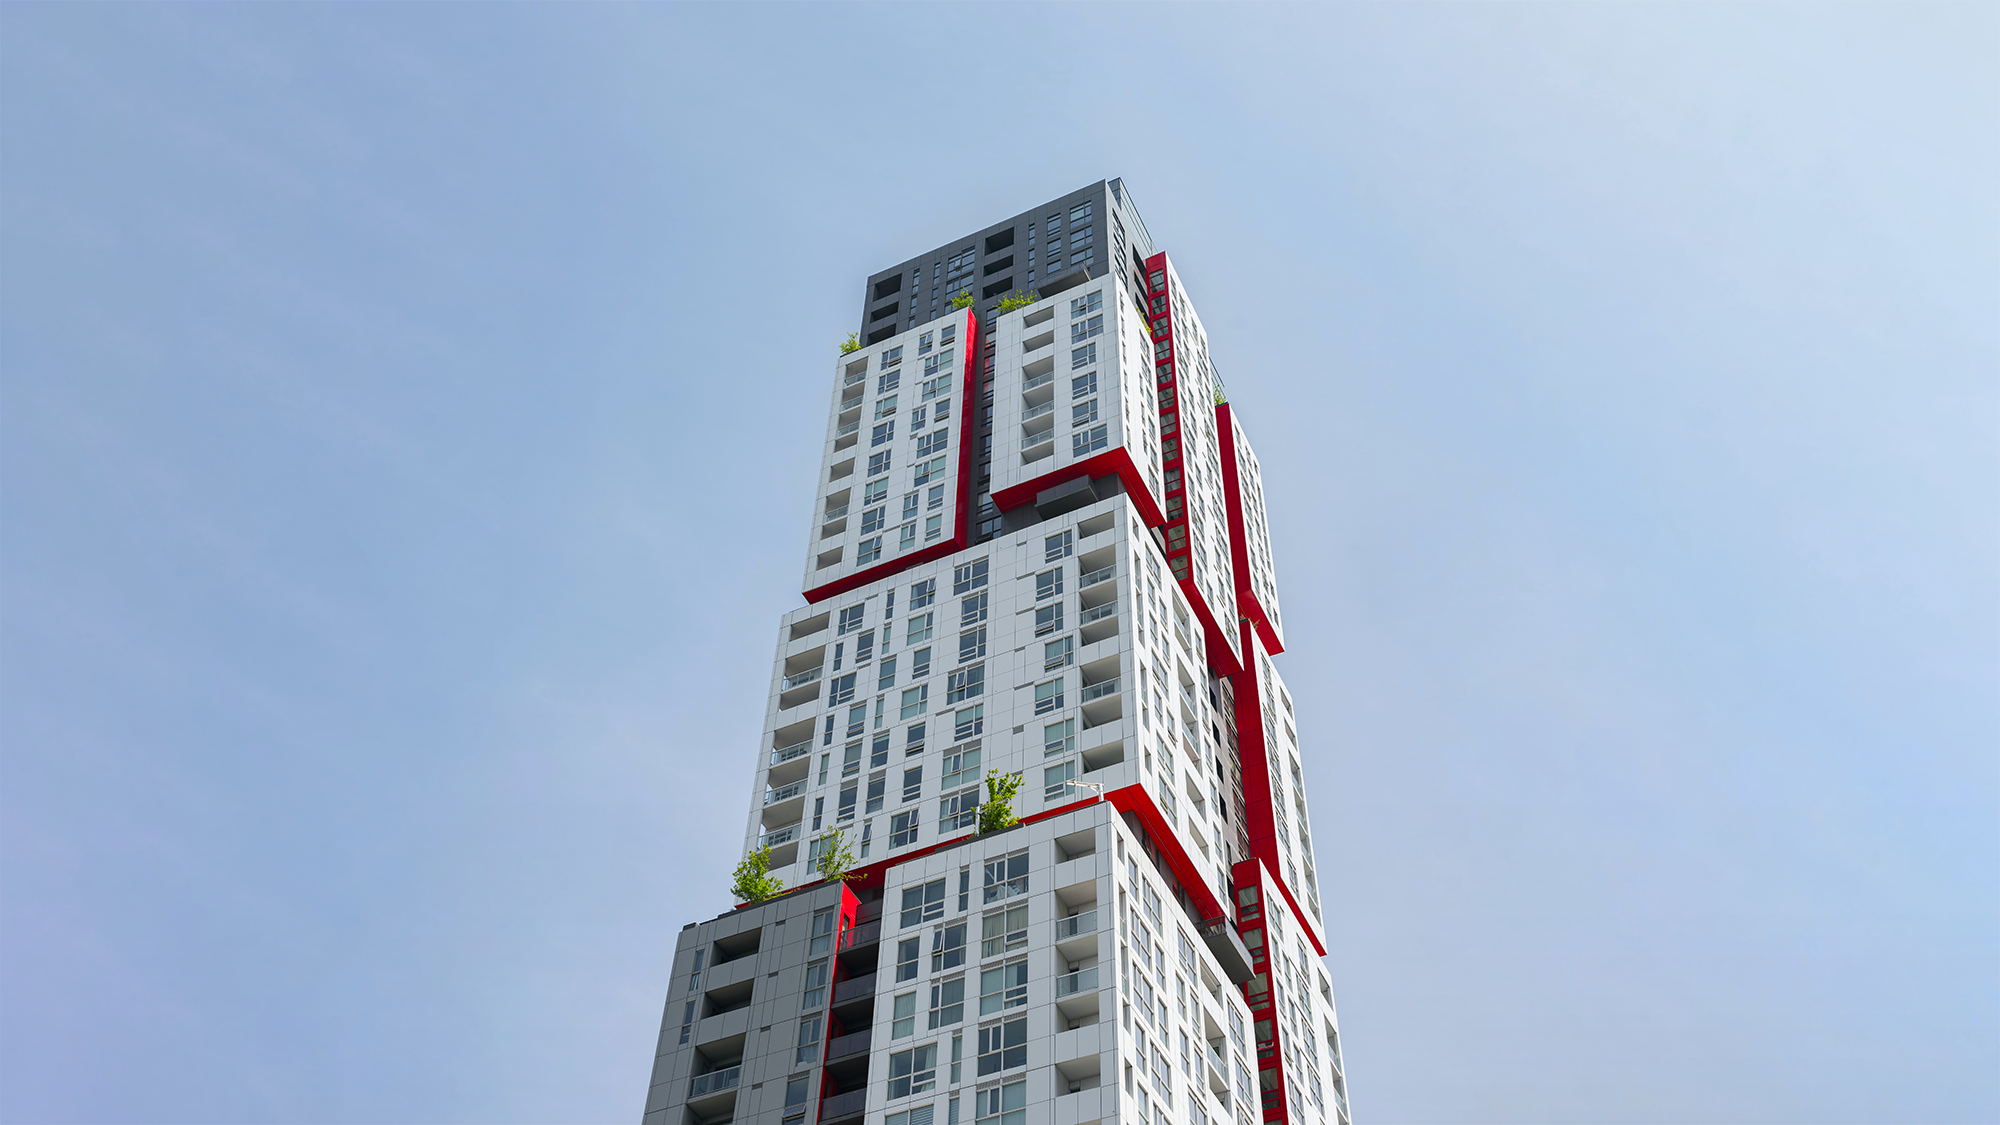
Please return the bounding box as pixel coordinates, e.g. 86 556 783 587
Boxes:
644 180 1351 1125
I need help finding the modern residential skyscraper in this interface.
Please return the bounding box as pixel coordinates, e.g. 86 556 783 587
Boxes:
643 180 1350 1125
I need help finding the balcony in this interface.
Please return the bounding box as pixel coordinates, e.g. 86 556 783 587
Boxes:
1079 564 1116 588
1053 910 1097 941
687 1064 741 1100
824 1027 872 1061
1080 677 1120 703
1079 601 1117 626
834 420 860 450
1023 370 1054 392
771 739 812 766
820 1088 868 1123
782 666 824 691
823 504 849 522
831 972 877 1005
836 919 881 952
759 821 802 848
1023 429 1055 463
1054 966 1099 998
764 779 807 806
1022 401 1053 424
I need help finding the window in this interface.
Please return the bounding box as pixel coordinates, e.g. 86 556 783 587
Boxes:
1045 531 1072 561
910 578 936 609
855 630 874 664
796 1015 822 1063
1033 677 1064 715
838 783 857 822
864 478 889 505
900 685 928 719
1044 636 1073 671
928 975 966 1029
810 909 836 955
913 455 948 485
952 560 988 594
954 704 983 741
902 492 921 520
890 809 920 848
887 1043 938 1099
678 1000 695 1044
932 920 968 971
1044 718 1074 757
879 370 901 395
1072 399 1098 426
932 396 953 422
1071 343 1096 369
958 627 986 664
925 514 943 541
838 605 866 635
869 451 892 477
893 991 918 1039
941 743 981 789
1070 289 1103 318
1035 568 1063 600
877 393 900 419
902 878 946 927
1044 759 1077 801
872 733 891 766
983 850 1027 903
912 646 932 677
907 612 934 644
941 322 956 343
848 704 867 738
938 787 980 833
1072 425 1108 456
896 937 921 982
975 1019 1028 1075
916 428 949 457
796 960 828 1000
945 664 984 704
903 766 924 802
919 331 934 355
972 1080 1026 1125
878 656 898 691
978 959 1028 1016
980 905 1029 957
1070 314 1104 342
959 592 987 627
1034 603 1062 637
866 773 886 814
928 484 946 510
905 722 927 754
829 674 857 705
882 346 904 369
1071 370 1096 398
872 421 896 447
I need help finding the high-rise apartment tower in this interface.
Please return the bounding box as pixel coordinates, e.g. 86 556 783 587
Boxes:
643 180 1350 1125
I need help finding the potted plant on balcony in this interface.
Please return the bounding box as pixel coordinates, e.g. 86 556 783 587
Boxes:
730 845 785 904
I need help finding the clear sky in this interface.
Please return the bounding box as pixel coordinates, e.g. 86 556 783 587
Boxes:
2 4 1994 1123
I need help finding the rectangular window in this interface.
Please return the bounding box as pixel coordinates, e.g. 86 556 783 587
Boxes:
932 920 968 971
903 766 924 803
928 484 946 510
975 1018 1028 1076
1044 759 1077 801
983 850 1028 904
893 991 918 1039
864 478 890 505
1071 343 1096 369
906 721 927 754
1071 370 1096 398
878 656 898 691
896 937 921 982
912 646 932 678
1034 603 1062 637
1069 313 1103 342
938 787 980 833
916 428 949 457
858 536 884 564
954 704 984 741
906 612 934 645
829 674 857 705
910 579 936 609
941 743 981 789
872 733 891 766
866 773 886 814
802 958 829 1007
913 455 948 485
890 809 919 848
945 664 984 704
972 1079 1026 1125
1072 425 1108 456
855 630 874 664
902 491 921 520
925 514 943 542
882 346 904 369
978 959 1028 1016
887 1043 938 1099
958 628 986 664
1044 718 1074 758
1070 289 1103 318
876 393 900 419
810 909 836 955
872 421 895 447
838 606 866 635
1045 531 1072 561
879 370 901 395
1035 568 1063 600
838 783 858 822
869 451 893 477
796 1014 822 1064
1033 678 1064 715
1044 636 1073 671
678 1000 695 1044
900 685 928 719
980 905 1029 957
928 975 966 1029
1072 398 1098 426
902 878 947 927
959 592 988 627
952 560 988 594
932 397 952 422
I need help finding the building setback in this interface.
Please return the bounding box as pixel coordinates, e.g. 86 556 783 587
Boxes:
644 180 1351 1125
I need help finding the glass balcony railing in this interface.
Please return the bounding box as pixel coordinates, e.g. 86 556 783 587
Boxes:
1053 910 1097 940
759 822 801 848
1021 401 1054 422
782 666 824 690
836 918 881 951
823 504 849 521
688 1065 741 1099
1023 371 1054 391
1053 966 1099 997
1079 565 1116 588
834 420 859 438
771 739 812 766
1080 677 1121 703
1080 601 1117 625
1023 428 1054 448
763 779 807 805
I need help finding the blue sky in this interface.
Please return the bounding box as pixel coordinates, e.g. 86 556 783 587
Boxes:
2 4 1993 1123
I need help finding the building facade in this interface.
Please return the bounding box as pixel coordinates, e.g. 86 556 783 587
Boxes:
644 181 1351 1125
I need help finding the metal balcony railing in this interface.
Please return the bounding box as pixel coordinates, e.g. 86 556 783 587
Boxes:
1079 565 1115 588
1053 911 1096 940
1080 678 1121 703
770 739 812 766
763 779 807 806
1053 966 1099 997
781 666 823 690
687 1065 741 1099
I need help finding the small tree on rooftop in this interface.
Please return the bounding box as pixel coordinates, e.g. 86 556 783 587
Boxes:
979 769 1024 834
815 828 856 884
949 289 974 310
995 289 1040 313
730 845 785 904
840 332 861 355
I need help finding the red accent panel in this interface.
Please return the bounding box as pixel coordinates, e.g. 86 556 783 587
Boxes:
803 311 979 605
1230 622 1325 956
1216 403 1284 655
989 444 1167 529
1103 783 1226 923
